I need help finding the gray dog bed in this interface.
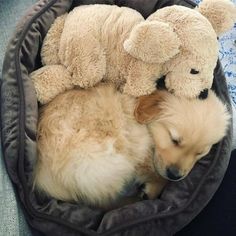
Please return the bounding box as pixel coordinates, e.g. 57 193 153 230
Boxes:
0 0 233 235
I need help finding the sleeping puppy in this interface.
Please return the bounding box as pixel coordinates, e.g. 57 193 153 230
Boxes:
34 84 230 208
135 91 230 181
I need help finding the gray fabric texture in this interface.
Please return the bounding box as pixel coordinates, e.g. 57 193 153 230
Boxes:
0 0 233 235
0 0 36 235
231 100 236 147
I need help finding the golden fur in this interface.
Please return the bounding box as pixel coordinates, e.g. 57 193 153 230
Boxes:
34 84 166 208
135 90 231 179
34 84 230 208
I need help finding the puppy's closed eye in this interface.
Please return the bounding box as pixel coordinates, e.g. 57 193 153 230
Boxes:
169 129 182 146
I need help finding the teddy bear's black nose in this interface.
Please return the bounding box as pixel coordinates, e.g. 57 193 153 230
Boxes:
156 75 167 90
198 89 208 100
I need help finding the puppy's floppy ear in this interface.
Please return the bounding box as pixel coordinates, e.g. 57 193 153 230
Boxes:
196 0 236 36
124 21 181 63
134 91 165 124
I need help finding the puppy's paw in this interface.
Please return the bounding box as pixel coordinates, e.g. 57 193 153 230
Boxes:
140 188 149 200
139 182 160 200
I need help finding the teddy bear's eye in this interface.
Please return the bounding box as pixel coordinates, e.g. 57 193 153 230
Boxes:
190 69 199 74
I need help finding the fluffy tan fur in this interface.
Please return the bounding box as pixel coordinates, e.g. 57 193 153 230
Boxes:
30 1 236 104
31 65 73 104
41 14 68 65
197 0 236 36
135 90 231 179
34 84 166 208
34 84 230 208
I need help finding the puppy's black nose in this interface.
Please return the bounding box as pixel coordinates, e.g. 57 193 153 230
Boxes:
166 166 182 181
156 75 167 90
198 89 208 100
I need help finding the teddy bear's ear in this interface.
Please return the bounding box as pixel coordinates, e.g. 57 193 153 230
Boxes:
196 0 236 36
123 21 181 64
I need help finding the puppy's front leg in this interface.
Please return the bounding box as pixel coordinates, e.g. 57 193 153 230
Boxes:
140 178 167 200
136 159 168 200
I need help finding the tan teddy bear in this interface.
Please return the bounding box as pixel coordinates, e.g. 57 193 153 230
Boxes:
30 0 236 104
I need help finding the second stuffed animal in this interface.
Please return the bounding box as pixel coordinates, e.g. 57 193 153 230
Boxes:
31 0 236 104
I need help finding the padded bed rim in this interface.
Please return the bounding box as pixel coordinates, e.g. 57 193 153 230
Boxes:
103 142 225 235
2 1 94 236
1 0 232 235
11 1 95 236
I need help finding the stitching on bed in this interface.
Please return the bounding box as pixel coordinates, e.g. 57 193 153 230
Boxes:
14 0 98 235
12 0 231 235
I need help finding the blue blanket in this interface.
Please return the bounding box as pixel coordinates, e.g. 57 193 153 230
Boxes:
219 17 236 147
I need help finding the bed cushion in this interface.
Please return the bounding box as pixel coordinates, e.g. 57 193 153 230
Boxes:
0 0 232 235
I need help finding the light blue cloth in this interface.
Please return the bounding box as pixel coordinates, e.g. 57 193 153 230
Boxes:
0 0 235 235
219 14 236 148
195 0 236 149
0 1 37 235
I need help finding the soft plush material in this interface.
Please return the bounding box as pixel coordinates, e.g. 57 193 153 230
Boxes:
0 0 233 235
30 0 236 104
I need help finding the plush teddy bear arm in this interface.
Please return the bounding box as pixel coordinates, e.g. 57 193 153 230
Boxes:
197 0 236 36
30 65 73 104
41 14 67 65
123 21 180 64
123 60 161 97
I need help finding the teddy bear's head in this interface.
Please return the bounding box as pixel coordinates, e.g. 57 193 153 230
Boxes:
124 0 236 99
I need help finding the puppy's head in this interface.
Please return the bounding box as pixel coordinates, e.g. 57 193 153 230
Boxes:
135 90 230 181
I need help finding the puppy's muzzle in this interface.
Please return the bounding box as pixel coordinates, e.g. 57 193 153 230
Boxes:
166 166 183 181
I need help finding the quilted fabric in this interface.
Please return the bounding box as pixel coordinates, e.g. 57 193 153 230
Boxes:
0 0 233 235
0 1 37 235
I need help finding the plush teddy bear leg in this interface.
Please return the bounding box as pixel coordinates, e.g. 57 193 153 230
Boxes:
64 36 106 89
41 14 67 65
124 76 157 97
124 60 161 97
30 65 73 104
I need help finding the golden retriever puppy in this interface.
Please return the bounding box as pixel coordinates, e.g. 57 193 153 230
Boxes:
34 84 230 208
135 91 230 181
